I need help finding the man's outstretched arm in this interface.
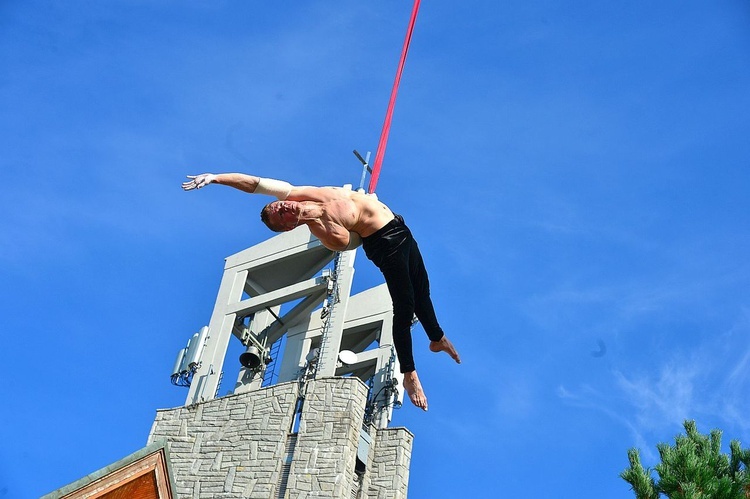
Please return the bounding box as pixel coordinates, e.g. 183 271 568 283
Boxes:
182 172 338 202
182 173 293 199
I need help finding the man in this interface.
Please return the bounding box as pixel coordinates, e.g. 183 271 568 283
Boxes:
182 172 460 411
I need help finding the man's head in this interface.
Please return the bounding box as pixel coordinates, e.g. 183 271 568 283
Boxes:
260 201 300 232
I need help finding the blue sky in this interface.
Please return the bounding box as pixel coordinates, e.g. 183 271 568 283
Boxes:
2 1 749 497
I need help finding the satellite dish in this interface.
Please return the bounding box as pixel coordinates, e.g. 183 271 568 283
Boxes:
338 350 358 366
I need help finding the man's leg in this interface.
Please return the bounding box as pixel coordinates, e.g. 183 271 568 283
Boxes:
408 237 461 364
380 261 417 373
407 237 443 341
379 254 429 410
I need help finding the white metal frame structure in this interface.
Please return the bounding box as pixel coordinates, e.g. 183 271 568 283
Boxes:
182 224 403 428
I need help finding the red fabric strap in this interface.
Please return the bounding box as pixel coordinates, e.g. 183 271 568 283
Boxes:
368 0 421 194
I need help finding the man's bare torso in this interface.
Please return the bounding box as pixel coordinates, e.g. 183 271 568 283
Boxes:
290 187 395 251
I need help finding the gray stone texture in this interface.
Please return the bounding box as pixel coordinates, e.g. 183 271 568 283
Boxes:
366 428 413 499
148 377 412 498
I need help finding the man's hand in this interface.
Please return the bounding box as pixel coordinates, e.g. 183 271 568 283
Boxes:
182 174 217 191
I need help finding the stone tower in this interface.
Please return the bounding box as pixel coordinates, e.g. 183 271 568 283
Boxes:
45 223 413 499
155 224 414 498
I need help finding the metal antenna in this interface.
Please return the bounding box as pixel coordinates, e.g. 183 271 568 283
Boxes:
353 150 372 191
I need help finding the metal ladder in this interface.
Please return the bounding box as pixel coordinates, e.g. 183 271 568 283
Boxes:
315 250 348 377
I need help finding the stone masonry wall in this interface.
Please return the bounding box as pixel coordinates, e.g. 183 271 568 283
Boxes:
148 381 298 498
147 377 412 499
367 428 413 499
285 378 368 498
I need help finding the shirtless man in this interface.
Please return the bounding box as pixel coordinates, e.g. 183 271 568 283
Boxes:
182 172 460 411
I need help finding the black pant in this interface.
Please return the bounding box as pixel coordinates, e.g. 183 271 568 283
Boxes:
362 215 444 373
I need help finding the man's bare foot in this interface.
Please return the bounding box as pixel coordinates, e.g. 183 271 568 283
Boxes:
402 371 428 411
429 336 461 364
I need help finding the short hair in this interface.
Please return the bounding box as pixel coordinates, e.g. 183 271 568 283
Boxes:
260 203 285 232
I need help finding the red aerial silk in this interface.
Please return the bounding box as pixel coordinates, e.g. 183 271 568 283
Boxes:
367 0 422 194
